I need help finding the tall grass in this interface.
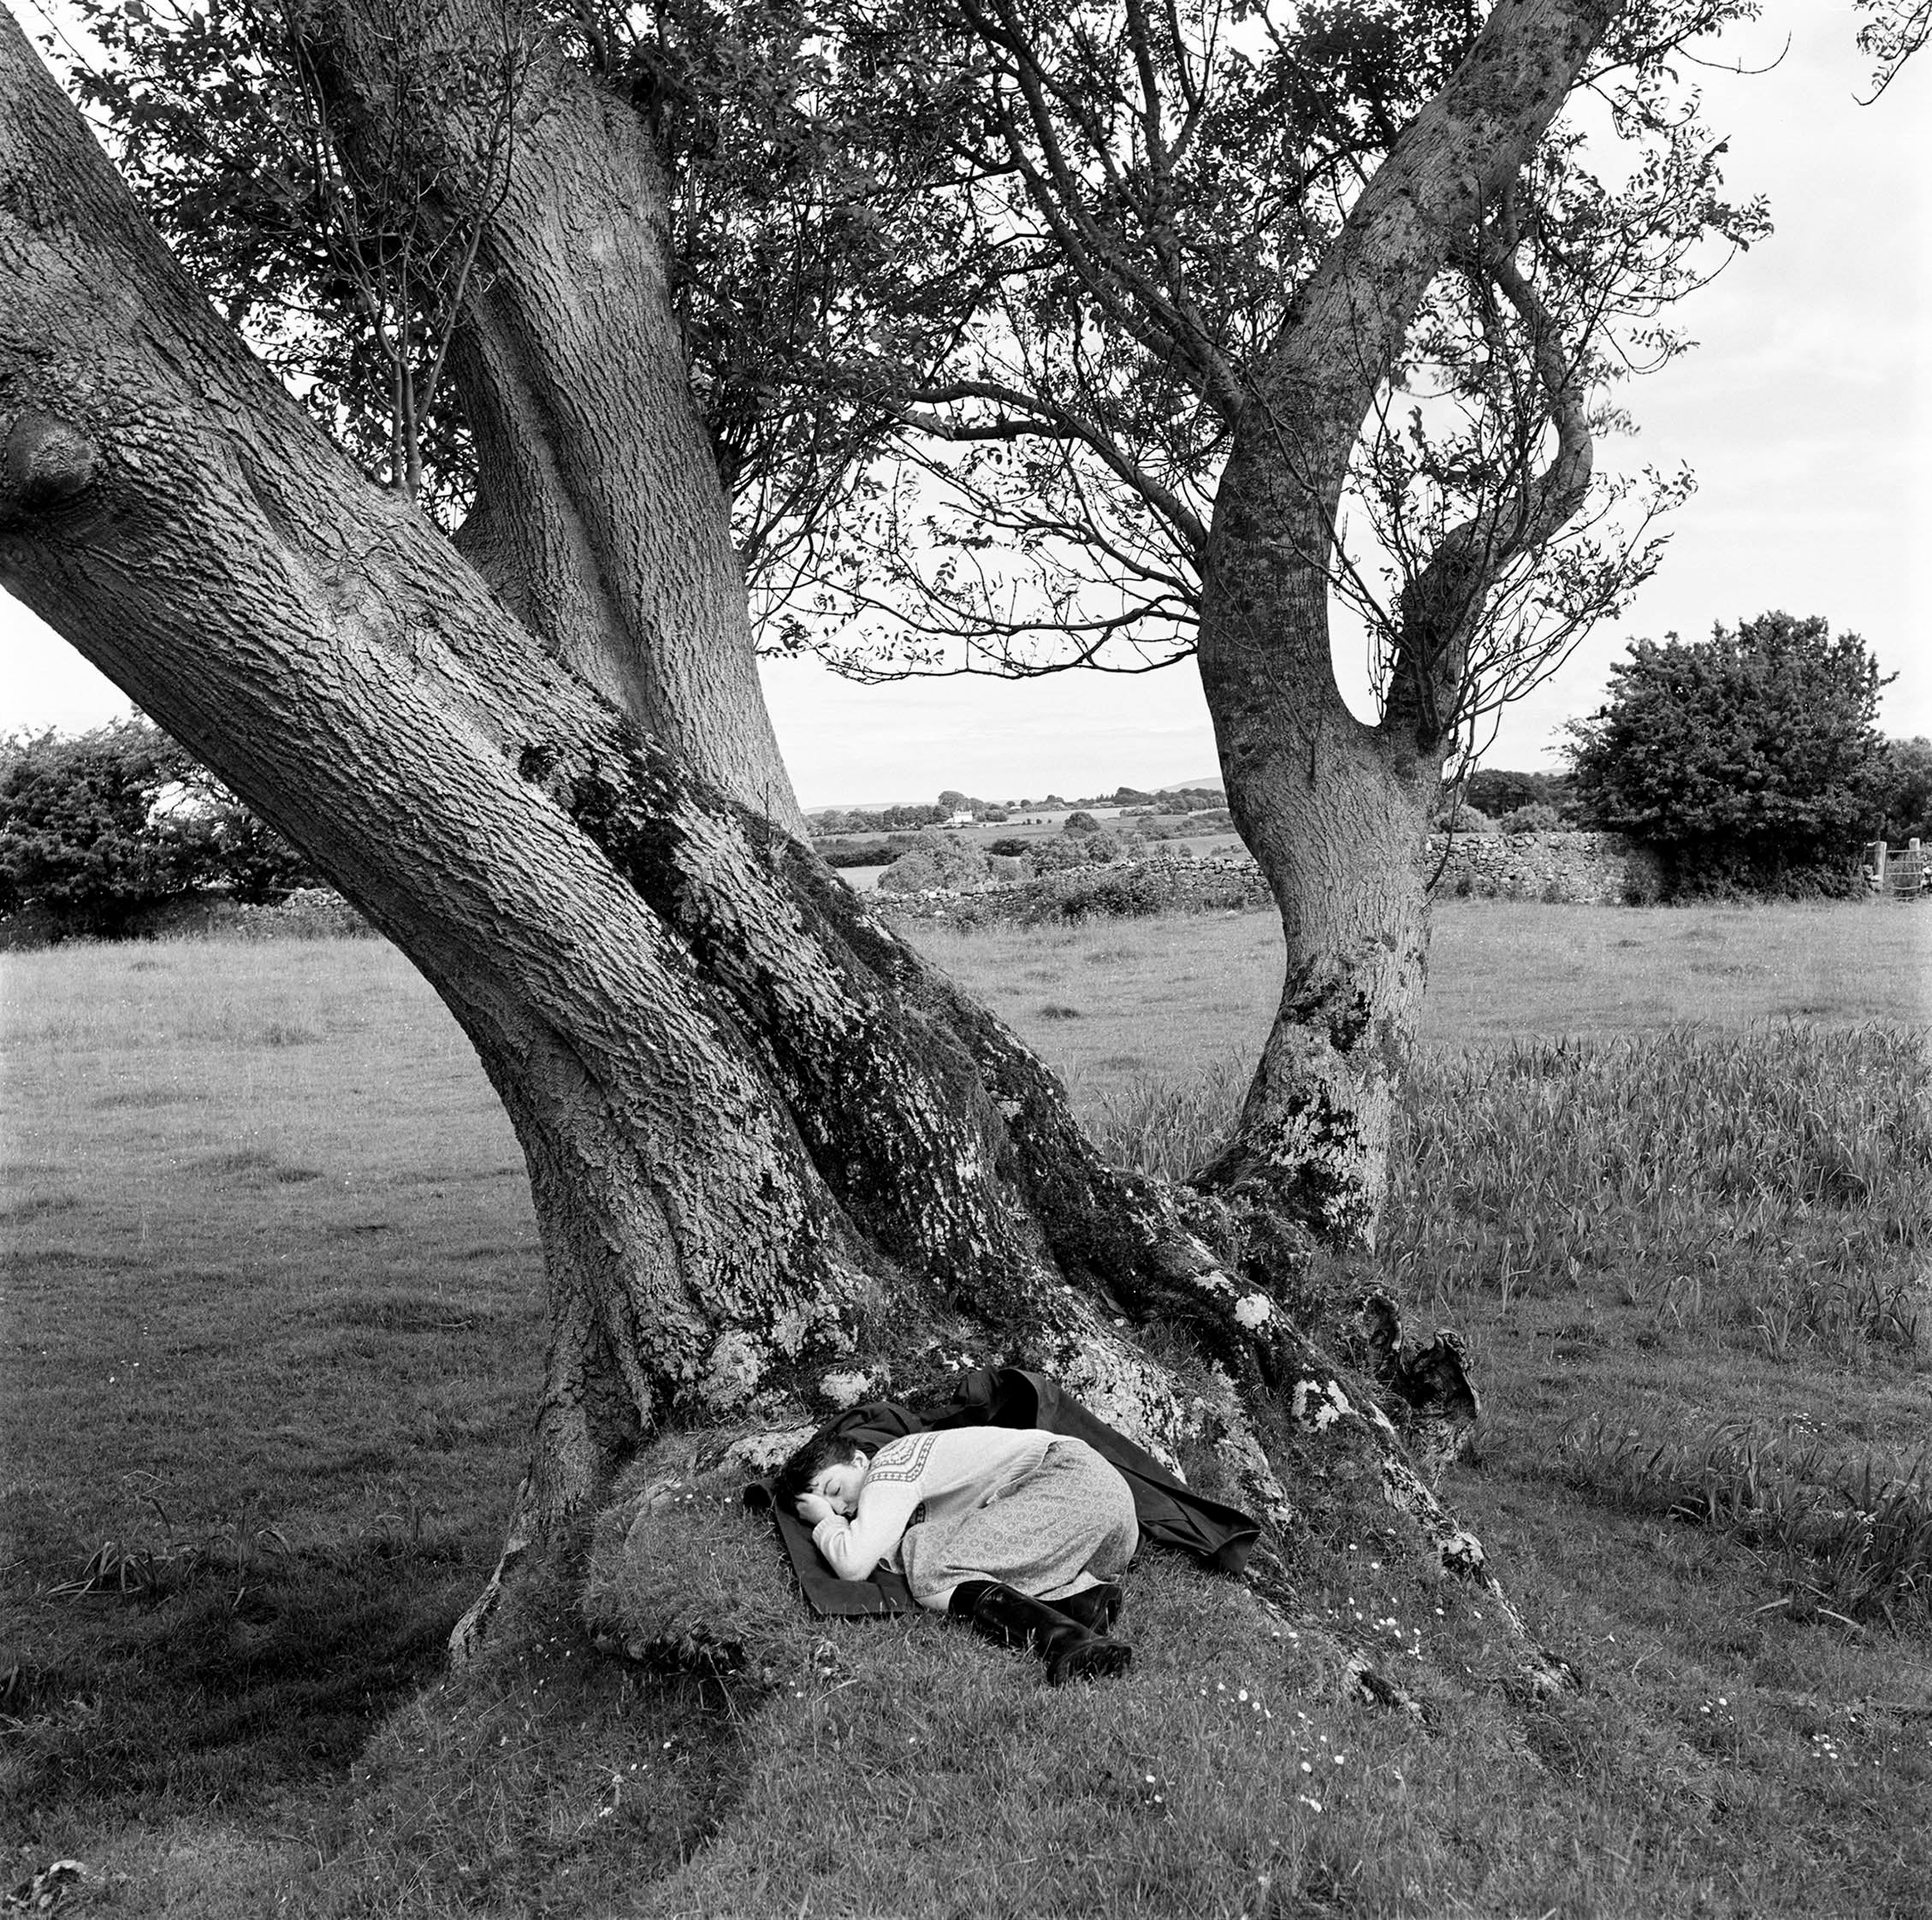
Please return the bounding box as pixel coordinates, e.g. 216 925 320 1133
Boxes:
1084 1022 1929 1366
1556 1420 1932 1627
1383 1025 1929 1354
1087 1052 1249 1180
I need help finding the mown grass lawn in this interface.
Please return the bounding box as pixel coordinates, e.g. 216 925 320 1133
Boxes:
2 898 1928 1917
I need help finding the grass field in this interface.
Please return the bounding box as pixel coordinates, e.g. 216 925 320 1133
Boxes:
2 898 1929 1917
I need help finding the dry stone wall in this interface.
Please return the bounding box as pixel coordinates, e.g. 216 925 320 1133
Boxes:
867 831 1662 927
868 853 1270 927
1428 830 1663 905
0 834 1660 949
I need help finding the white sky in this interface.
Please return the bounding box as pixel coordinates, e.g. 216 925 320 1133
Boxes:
4 12 1926 809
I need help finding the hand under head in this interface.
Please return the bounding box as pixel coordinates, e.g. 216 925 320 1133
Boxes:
807 1453 868 1520
774 1428 872 1525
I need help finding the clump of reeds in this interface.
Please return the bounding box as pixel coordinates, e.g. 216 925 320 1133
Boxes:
1557 1418 1932 1626
1382 1023 1929 1354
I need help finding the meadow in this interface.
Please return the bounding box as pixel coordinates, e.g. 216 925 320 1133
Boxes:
1 898 1928 1917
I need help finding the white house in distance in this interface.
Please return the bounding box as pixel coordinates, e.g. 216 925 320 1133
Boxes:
945 810 976 827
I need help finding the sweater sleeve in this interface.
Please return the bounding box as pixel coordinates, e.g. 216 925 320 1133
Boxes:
811 1475 923 1582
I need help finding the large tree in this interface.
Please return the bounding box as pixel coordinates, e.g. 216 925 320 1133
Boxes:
1 0 1730 1671
41 0 1763 1244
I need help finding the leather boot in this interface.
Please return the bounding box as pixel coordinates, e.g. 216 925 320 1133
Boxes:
948 1579 1132 1685
1046 1581 1123 1634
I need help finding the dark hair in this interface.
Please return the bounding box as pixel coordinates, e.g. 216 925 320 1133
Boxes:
773 1427 866 1514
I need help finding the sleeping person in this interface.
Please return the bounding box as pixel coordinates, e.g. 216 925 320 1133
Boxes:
774 1424 1138 1684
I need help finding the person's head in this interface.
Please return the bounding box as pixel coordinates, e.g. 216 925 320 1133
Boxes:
773 1428 868 1517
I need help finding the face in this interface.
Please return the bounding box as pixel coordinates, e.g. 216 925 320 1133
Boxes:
809 1454 868 1518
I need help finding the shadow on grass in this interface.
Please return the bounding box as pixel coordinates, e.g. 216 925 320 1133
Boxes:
1 1526 482 1832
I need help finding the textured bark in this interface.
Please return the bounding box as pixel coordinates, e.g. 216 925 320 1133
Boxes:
1 9 1565 1691
299 0 803 832
1197 0 1622 1244
1194 698 1434 1246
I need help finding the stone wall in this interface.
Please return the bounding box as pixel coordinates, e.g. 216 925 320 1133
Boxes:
1426 829 1663 905
868 831 1663 927
0 834 1662 950
868 854 1271 927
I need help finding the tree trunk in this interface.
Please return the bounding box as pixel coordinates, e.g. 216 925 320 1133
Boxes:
1192 585 1436 1247
299 0 804 833
1195 0 1620 1243
0 9 1566 1690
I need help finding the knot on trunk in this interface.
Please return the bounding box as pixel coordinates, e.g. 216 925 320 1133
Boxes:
1350 1289 1479 1483
3 411 98 517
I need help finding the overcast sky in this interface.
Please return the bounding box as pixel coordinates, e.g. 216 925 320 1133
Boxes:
3 11 1924 809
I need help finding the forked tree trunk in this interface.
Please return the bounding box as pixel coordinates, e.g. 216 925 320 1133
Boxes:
302 0 806 834
1193 630 1436 1248
1197 0 1618 1244
0 9 1568 1687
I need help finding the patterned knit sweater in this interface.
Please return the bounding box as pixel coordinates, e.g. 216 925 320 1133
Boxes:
809 1427 1054 1583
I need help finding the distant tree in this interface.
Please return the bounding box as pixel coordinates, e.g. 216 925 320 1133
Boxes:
0 720 190 934
1879 737 1932 844
181 787 325 902
1565 613 1893 885
0 714 320 931
875 825 995 892
1463 767 1572 819
880 802 945 830
1437 800 1500 838
1063 810 1099 834
1498 802 1562 834
0 718 318 936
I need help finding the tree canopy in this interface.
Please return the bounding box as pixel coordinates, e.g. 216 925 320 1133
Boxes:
1878 736 1932 845
47 0 1763 753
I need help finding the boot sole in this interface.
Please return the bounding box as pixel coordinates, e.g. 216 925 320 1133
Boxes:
1050 1639 1132 1685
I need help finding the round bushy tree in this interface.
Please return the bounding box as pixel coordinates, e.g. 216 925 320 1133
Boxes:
874 827 993 894
0 718 319 935
1565 613 1893 887
0 720 208 934
1464 768 1574 821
